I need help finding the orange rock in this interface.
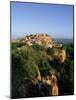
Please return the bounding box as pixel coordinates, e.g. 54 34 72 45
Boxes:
52 84 59 96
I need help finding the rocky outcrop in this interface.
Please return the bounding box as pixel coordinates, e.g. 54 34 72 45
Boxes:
53 48 66 63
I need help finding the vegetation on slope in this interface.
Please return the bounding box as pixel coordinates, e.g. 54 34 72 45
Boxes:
11 41 74 98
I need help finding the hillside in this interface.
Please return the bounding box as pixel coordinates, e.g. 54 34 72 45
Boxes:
11 34 74 98
12 34 66 63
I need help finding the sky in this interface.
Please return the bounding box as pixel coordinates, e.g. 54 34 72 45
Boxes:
11 2 74 39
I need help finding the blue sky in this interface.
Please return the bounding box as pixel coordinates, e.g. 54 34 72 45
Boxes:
11 2 73 39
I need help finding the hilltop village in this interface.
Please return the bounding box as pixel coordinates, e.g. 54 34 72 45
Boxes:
20 34 66 63
21 34 62 48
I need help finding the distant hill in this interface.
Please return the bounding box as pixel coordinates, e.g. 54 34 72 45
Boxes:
54 39 73 44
